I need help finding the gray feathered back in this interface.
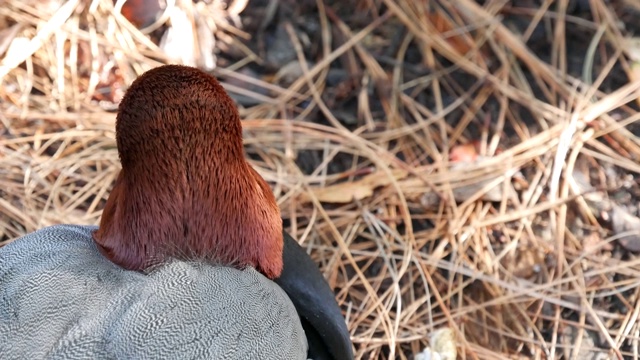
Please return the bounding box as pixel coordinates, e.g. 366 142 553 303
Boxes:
0 225 307 360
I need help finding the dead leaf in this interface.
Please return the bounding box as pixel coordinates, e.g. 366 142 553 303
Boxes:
427 9 487 66
119 0 163 29
303 169 408 204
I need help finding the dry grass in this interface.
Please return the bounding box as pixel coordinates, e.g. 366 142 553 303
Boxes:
3 0 640 359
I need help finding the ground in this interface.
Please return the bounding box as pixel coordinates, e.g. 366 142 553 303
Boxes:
2 0 640 359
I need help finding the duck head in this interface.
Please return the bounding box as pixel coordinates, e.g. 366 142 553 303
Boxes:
92 64 283 279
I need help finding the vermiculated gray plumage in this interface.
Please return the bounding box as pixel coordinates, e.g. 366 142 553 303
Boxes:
0 225 308 360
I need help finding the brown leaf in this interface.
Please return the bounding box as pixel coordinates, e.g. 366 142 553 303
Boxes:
119 0 163 29
303 169 408 204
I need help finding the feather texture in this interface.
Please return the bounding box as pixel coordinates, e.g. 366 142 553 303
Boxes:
0 224 307 360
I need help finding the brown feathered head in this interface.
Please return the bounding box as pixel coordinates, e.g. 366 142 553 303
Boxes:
93 65 283 279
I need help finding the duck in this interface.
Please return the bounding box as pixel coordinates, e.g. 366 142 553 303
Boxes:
0 64 353 360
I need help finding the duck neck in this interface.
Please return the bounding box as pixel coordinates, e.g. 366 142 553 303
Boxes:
93 133 284 278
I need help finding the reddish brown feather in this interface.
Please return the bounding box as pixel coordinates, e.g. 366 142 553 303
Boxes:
93 64 283 279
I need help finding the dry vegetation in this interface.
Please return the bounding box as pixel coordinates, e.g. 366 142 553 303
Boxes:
3 0 640 359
